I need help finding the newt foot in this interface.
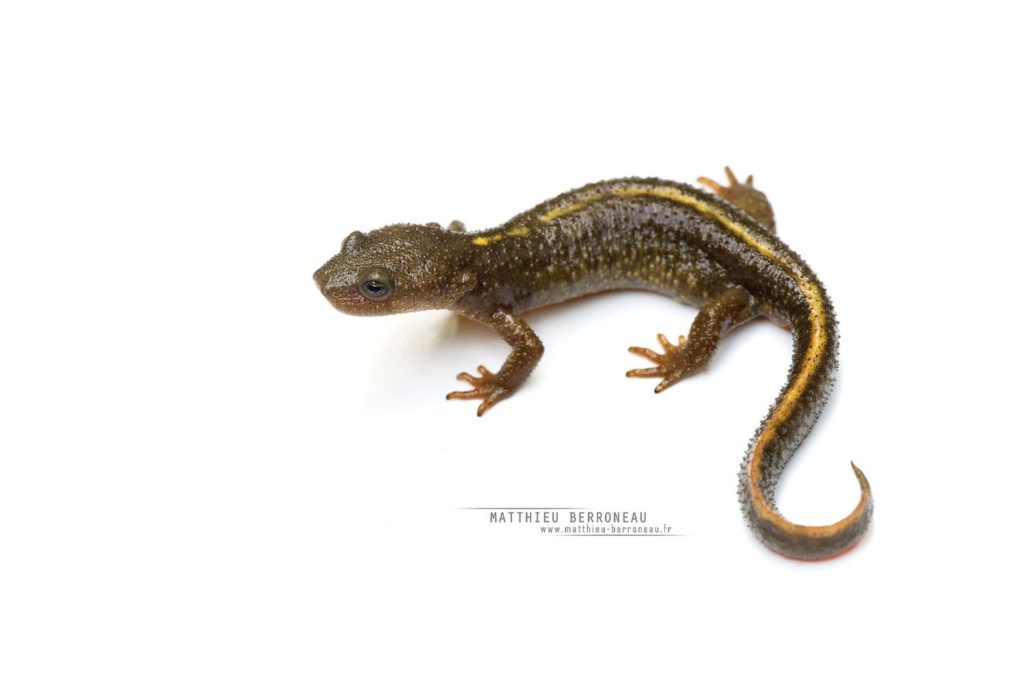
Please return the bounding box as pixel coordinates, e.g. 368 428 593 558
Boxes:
446 365 511 416
697 166 752 197
697 167 775 232
626 333 690 393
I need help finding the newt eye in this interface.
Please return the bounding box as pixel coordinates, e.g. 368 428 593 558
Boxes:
361 280 390 299
357 267 394 301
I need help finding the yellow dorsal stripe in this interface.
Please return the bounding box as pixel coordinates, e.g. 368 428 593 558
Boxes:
542 184 829 467
471 226 530 247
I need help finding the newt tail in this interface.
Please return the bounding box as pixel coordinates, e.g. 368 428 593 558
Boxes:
736 279 873 559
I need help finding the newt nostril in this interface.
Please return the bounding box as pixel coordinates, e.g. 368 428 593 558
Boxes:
312 265 329 290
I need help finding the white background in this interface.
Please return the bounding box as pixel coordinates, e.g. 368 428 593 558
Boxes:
2 1 1022 680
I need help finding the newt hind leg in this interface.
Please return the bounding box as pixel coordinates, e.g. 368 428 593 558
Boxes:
626 287 754 393
698 167 776 233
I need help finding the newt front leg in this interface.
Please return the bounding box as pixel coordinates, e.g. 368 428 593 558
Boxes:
446 308 544 416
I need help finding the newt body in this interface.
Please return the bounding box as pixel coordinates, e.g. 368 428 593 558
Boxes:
313 171 873 560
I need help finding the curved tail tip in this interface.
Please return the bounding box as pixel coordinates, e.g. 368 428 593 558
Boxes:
850 461 871 493
751 460 874 561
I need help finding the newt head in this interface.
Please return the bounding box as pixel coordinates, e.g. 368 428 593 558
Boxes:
313 223 476 316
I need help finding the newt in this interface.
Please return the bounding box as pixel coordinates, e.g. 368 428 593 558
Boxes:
313 169 873 560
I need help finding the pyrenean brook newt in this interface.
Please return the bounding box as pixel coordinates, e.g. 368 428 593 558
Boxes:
313 169 873 560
